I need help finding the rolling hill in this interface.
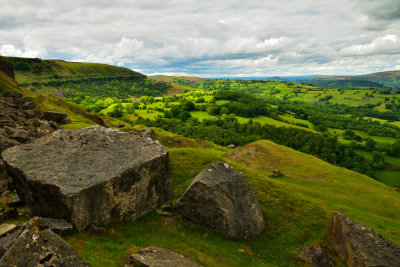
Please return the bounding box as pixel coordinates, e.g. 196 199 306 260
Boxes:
303 70 400 89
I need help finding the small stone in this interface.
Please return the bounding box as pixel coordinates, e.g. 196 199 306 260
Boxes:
300 246 334 267
41 218 73 235
129 246 203 267
6 195 24 207
272 168 282 177
0 224 17 237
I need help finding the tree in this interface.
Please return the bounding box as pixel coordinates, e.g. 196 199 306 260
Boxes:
365 138 377 152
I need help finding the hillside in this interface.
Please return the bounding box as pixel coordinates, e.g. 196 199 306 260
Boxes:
64 132 400 266
304 70 400 89
5 57 171 100
1 58 400 266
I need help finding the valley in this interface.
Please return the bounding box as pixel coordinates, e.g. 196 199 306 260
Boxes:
0 56 400 266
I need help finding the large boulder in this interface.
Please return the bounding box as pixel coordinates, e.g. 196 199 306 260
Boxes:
1 126 174 230
129 246 203 267
0 217 91 266
175 161 265 240
327 211 400 267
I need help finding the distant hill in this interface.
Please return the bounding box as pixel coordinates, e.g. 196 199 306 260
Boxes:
5 57 170 100
303 70 400 89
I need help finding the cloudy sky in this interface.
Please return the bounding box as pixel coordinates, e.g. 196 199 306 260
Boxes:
1 0 400 77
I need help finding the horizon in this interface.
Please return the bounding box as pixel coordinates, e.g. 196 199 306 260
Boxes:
1 0 400 77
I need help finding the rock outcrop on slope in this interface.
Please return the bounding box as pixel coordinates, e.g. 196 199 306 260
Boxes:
2 126 174 230
0 217 91 266
129 246 203 267
327 211 400 267
175 161 265 240
0 90 59 194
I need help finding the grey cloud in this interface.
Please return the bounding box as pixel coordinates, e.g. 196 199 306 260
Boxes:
0 0 399 76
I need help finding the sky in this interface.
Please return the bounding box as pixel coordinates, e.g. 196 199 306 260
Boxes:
1 0 400 77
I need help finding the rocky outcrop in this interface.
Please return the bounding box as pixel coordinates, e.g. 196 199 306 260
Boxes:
2 126 174 230
129 246 203 267
43 111 72 124
175 161 265 240
327 211 400 267
0 90 59 194
0 217 91 266
300 246 334 267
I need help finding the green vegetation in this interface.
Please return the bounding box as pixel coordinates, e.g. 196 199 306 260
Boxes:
2 58 400 266
7 57 171 104
64 133 400 266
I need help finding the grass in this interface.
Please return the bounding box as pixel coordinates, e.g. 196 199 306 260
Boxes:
372 170 400 187
65 133 400 267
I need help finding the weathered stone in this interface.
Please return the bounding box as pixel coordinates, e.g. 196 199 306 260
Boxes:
0 217 91 266
41 217 74 235
394 187 400 193
42 111 71 124
2 126 174 230
227 144 236 149
135 128 157 140
6 194 24 207
129 246 203 267
272 168 282 177
0 223 17 237
84 112 106 127
0 225 23 258
300 246 334 267
175 161 265 240
327 211 400 267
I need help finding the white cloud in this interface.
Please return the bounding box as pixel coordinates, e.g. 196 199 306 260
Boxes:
340 35 400 56
0 0 399 76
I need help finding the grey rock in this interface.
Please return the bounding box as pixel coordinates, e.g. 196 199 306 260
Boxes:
129 246 203 267
2 126 173 230
0 217 91 266
0 224 23 258
42 111 71 124
175 161 265 240
300 246 334 267
6 194 24 207
227 144 236 149
0 223 17 237
272 168 282 177
327 211 400 267
41 217 74 235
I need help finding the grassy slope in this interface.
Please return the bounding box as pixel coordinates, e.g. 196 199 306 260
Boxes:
12 58 141 84
65 131 400 267
0 69 126 129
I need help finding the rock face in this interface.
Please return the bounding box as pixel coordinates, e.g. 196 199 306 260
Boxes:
2 126 174 230
0 217 91 266
300 246 334 267
175 161 265 240
327 211 400 267
129 246 203 267
43 111 72 124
